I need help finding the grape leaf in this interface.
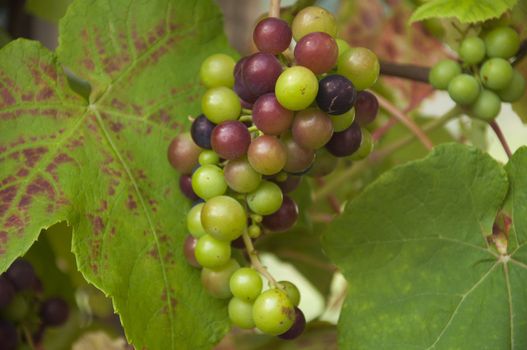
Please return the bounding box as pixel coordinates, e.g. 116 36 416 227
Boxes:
322 143 527 349
410 0 518 23
26 0 73 23
0 0 237 348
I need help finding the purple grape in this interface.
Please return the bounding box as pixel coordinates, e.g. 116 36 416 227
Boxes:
252 93 294 136
0 320 18 350
325 122 362 157
167 133 202 174
190 115 215 149
230 236 246 249
292 109 334 150
283 136 315 174
236 53 282 102
316 75 357 115
253 17 292 54
278 307 306 340
183 236 200 268
179 174 199 201
273 175 301 193
6 259 36 291
40 298 69 327
0 275 15 307
355 91 379 126
262 196 299 232
294 32 338 74
211 121 251 160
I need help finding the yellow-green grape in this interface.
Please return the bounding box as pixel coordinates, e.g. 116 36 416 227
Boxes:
247 181 283 215
330 108 355 132
278 281 301 306
337 47 380 90
199 53 236 88
275 66 319 111
248 224 261 238
252 288 295 335
336 38 350 57
194 234 231 268
201 259 240 299
228 297 255 329
198 150 220 165
350 128 374 160
201 87 241 124
470 89 502 121
187 203 207 238
229 267 263 302
291 6 337 41
201 195 247 241
191 164 227 200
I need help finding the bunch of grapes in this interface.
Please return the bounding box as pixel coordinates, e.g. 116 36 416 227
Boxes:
168 6 379 339
0 259 69 350
429 26 526 121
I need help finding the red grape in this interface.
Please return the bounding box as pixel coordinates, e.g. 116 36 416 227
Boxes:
253 17 292 54
253 93 294 135
211 121 251 160
294 32 338 74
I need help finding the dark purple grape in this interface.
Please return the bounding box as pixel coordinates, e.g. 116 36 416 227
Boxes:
0 275 15 307
253 93 294 136
190 115 215 149
6 259 36 291
211 121 251 160
292 108 333 150
253 17 292 54
237 53 282 102
230 236 245 249
282 136 315 174
325 122 362 157
167 133 202 174
294 32 338 74
316 75 357 115
354 91 379 126
278 307 306 340
262 196 299 232
179 174 199 201
40 298 69 327
0 320 18 350
273 175 301 193
183 236 200 268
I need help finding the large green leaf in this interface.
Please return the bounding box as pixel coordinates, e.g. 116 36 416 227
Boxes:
410 0 518 23
0 0 237 348
322 143 527 349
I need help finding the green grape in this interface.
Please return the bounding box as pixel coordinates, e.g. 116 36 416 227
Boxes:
447 74 480 105
470 89 502 121
497 69 526 102
247 181 283 215
199 150 220 165
201 195 247 241
278 281 301 306
307 148 338 177
194 234 231 268
230 267 263 302
350 128 374 160
484 26 520 59
191 164 227 200
248 224 262 238
336 38 350 57
330 108 355 132
199 53 236 88
201 259 240 299
291 6 337 41
201 87 241 124
428 60 462 90
459 36 485 65
337 47 380 90
228 297 255 329
187 203 207 238
480 58 513 90
3 294 29 322
275 66 319 111
224 157 262 193
252 288 295 335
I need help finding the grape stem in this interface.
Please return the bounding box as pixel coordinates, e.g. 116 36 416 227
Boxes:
269 0 281 17
23 326 36 350
489 120 512 159
242 231 279 288
373 92 434 151
379 61 430 83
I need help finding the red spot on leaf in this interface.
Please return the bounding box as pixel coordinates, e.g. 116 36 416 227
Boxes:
23 147 48 167
0 87 15 106
0 185 18 217
127 195 137 210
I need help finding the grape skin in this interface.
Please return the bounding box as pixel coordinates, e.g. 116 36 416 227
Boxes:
253 17 292 54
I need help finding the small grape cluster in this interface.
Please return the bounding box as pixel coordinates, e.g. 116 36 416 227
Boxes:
430 26 526 121
168 6 380 339
0 259 69 350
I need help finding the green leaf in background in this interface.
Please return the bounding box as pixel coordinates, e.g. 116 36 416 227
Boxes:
26 0 73 23
322 143 527 349
0 0 238 348
410 0 518 23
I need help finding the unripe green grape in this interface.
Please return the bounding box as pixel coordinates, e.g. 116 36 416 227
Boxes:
330 108 355 132
3 294 30 322
248 224 261 238
275 66 319 111
307 148 338 177
497 69 526 102
428 60 462 90
224 158 262 193
201 87 241 124
191 164 227 200
201 195 246 241
201 259 240 299
278 281 301 306
447 74 480 105
194 234 231 268
459 36 485 64
187 203 207 238
230 267 263 302
291 6 337 41
484 26 520 59
228 297 255 329
199 150 220 165
480 58 513 90
337 47 380 90
251 214 263 223
252 288 295 335
470 89 501 121
336 38 350 57
247 181 283 215
350 128 374 160
200 53 236 88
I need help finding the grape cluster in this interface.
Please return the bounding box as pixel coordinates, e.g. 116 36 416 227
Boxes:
168 5 380 339
429 26 526 121
0 259 69 350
